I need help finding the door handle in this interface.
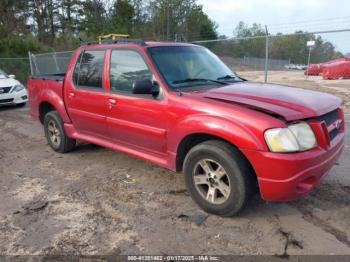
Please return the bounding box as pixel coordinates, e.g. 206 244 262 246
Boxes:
108 98 117 109
108 98 117 105
68 92 75 98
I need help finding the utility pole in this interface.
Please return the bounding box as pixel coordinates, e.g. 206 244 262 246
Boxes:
166 1 170 41
264 25 269 83
28 51 34 76
306 40 315 79
306 47 311 78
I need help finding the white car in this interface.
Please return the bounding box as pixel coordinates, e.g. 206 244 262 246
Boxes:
0 69 28 107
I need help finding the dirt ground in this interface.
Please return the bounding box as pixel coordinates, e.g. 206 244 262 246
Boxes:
0 70 350 256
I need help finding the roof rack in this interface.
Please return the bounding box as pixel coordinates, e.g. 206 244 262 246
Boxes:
98 33 129 43
79 37 147 46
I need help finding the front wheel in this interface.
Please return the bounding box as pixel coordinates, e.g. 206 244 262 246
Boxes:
183 140 254 216
44 111 76 153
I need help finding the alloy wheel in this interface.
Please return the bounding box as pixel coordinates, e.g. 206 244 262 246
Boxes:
47 120 61 147
192 158 231 205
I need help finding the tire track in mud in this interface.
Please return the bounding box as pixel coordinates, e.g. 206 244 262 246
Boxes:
300 211 350 248
289 182 350 248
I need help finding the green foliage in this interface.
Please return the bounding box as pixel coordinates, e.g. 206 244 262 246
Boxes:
0 36 48 84
0 59 30 84
0 1 344 81
268 33 338 63
0 0 28 37
80 0 218 41
186 5 218 41
0 36 48 57
82 0 109 38
109 0 134 34
232 22 266 58
148 0 217 41
209 22 344 64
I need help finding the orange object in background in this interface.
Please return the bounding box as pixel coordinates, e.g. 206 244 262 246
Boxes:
323 60 350 79
305 57 350 78
304 63 321 75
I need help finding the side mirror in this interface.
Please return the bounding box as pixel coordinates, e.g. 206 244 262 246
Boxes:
8 74 15 79
132 79 160 97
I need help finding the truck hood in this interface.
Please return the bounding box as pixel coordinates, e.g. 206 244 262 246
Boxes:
189 82 341 121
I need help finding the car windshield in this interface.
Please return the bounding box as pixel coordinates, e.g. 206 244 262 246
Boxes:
0 69 8 79
148 46 242 89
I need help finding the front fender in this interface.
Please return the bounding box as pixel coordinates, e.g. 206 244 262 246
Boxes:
168 114 266 154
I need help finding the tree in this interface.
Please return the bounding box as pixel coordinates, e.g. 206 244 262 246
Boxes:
0 0 29 38
130 0 150 37
109 0 134 35
82 0 107 38
148 0 217 41
27 0 50 42
214 22 345 63
230 22 266 58
270 33 341 63
183 5 217 41
58 0 83 36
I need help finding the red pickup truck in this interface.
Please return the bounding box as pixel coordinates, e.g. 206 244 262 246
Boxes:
28 40 345 216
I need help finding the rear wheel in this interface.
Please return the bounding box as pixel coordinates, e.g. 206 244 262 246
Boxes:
183 140 254 216
44 111 76 153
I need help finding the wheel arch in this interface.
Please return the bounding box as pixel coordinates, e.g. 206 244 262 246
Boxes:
39 101 55 124
169 114 264 169
175 132 259 193
38 89 71 124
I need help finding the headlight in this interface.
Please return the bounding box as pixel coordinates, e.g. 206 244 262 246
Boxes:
264 122 317 152
12 85 24 92
288 123 317 150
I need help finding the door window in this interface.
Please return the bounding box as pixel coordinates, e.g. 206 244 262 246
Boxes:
73 50 105 89
110 50 152 93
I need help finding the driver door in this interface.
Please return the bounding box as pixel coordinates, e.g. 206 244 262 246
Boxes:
106 48 168 155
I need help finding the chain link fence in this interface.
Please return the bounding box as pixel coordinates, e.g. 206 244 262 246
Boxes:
28 51 73 76
195 29 350 82
1 29 349 85
0 57 30 84
0 51 73 85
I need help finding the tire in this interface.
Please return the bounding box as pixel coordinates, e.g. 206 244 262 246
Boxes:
43 111 76 153
183 140 254 216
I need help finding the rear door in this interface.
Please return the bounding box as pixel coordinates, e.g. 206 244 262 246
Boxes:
106 48 168 155
65 49 109 138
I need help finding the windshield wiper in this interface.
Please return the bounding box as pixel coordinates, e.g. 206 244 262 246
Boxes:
217 75 246 82
172 78 227 85
217 75 238 80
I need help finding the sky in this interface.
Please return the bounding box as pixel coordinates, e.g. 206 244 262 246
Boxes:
197 0 350 54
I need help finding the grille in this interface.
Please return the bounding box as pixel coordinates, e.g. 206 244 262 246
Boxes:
329 128 339 141
316 109 340 141
0 86 12 94
0 98 14 104
316 109 338 125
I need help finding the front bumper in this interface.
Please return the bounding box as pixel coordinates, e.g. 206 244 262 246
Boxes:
0 89 28 106
241 132 345 201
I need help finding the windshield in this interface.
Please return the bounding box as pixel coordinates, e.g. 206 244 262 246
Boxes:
148 46 241 89
0 69 8 79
